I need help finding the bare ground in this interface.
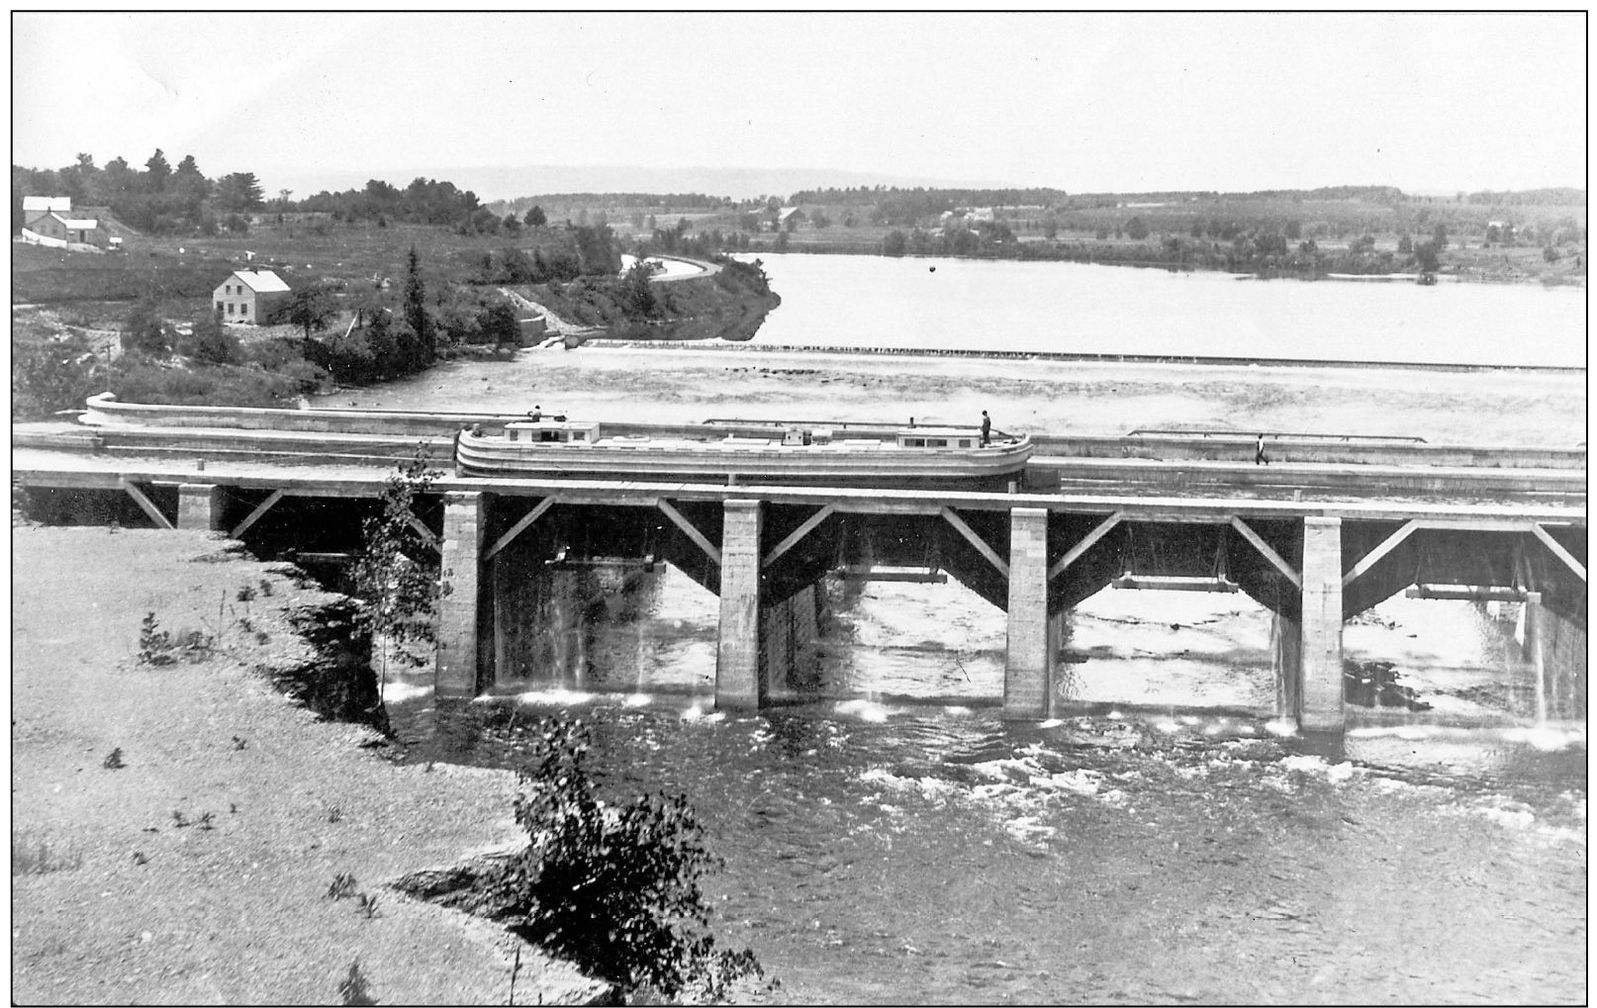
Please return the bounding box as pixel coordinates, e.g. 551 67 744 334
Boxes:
10 525 607 1006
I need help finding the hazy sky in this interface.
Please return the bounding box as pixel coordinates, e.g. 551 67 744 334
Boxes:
12 12 1587 198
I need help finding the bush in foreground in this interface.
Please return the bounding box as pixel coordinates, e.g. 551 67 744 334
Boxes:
479 717 762 1002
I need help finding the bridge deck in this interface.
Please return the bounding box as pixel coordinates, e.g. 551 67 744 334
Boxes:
13 447 1585 526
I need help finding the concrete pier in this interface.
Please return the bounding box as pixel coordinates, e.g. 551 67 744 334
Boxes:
176 483 225 530
13 443 1582 733
761 584 826 693
436 491 487 698
1005 507 1052 718
717 499 764 710
1299 516 1345 731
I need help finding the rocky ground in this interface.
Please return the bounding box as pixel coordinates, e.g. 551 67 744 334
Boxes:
10 524 609 1006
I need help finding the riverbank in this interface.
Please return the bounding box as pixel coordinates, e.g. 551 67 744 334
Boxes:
10 525 608 1005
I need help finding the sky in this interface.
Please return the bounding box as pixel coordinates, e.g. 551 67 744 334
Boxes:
11 12 1589 200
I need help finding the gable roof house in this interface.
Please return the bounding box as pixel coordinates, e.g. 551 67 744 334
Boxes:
775 206 807 231
213 270 292 324
21 196 112 248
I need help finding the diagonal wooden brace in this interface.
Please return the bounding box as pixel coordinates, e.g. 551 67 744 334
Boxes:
659 500 722 566
120 477 174 530
484 497 557 561
1231 516 1301 590
941 506 1009 579
763 504 836 570
1530 523 1587 582
406 512 441 553
1048 511 1124 581
230 489 286 538
1341 518 1419 588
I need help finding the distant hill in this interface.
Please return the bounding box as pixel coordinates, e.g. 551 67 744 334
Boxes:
267 164 1011 203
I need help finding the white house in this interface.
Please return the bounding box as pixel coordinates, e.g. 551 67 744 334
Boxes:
213 269 292 324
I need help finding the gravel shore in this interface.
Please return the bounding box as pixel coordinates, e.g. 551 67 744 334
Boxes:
11 525 607 1005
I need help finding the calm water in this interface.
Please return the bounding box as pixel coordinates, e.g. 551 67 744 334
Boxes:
735 253 1586 367
379 256 1583 1003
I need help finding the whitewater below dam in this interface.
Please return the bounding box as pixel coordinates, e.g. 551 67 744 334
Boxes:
351 252 1583 1003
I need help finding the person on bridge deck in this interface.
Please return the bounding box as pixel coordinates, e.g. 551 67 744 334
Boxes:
529 404 542 422
980 410 992 446
1255 433 1269 465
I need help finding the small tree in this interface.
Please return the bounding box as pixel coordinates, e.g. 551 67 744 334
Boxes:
352 451 449 683
523 204 547 228
1415 239 1441 274
1125 216 1150 240
285 284 339 342
482 718 762 1001
622 259 658 318
180 309 242 365
478 301 522 351
122 299 172 357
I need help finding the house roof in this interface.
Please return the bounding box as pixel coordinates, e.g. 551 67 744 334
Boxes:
58 215 100 229
229 270 291 293
776 207 805 221
23 196 72 213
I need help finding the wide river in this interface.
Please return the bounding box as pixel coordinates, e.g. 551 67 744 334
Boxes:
734 252 1586 367
377 255 1584 1003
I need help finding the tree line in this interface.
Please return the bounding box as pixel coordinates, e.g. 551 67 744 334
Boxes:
12 150 264 235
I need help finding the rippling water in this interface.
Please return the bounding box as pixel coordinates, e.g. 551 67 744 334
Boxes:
385 577 1586 1003
370 252 1583 1001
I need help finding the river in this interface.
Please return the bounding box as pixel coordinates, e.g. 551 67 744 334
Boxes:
371 254 1583 1003
734 252 1586 368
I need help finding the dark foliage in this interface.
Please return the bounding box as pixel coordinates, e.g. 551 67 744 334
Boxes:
11 330 104 419
276 599 389 732
479 717 763 1002
351 453 447 677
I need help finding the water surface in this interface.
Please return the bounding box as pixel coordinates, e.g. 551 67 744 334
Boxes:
736 253 1585 367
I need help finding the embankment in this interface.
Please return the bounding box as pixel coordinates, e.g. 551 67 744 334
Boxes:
10 524 608 1005
514 257 781 343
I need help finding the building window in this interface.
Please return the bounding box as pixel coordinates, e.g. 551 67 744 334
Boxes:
239 303 248 316
227 303 234 315
215 302 224 314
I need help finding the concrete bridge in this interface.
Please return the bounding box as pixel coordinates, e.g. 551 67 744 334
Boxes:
15 427 1586 732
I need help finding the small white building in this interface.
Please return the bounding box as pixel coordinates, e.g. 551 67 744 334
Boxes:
212 269 292 324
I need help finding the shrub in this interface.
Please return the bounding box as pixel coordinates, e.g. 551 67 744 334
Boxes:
480 717 762 1001
179 315 242 365
337 959 377 1006
137 612 215 665
12 333 105 420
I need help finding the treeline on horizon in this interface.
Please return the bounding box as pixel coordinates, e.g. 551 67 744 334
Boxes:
15 147 1585 237
13 150 525 236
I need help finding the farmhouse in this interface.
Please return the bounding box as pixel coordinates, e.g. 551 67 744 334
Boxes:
213 269 292 324
21 196 111 248
773 206 807 231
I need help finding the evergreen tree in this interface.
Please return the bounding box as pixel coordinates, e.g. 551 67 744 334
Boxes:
404 248 434 362
143 149 171 192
